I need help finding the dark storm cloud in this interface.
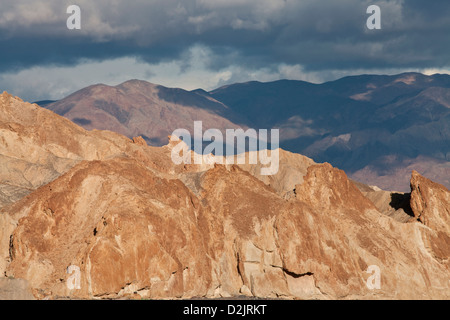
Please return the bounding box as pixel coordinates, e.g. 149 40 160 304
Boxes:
0 35 187 73
0 0 449 75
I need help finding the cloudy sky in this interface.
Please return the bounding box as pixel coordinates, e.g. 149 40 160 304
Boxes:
1 0 449 101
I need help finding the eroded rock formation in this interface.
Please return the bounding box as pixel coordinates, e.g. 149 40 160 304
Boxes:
1 92 449 299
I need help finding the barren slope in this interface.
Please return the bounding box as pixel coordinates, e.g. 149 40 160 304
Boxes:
43 80 245 146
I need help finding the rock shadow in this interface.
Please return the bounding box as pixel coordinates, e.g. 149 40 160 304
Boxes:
389 192 414 217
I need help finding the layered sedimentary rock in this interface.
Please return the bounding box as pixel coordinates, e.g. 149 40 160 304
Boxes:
1 92 449 299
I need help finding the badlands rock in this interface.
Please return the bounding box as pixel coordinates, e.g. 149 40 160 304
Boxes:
278 164 449 298
0 92 181 209
7 158 211 299
1 93 449 299
410 171 450 268
0 91 125 208
410 170 450 233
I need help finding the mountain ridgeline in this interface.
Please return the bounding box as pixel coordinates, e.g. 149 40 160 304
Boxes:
40 72 450 191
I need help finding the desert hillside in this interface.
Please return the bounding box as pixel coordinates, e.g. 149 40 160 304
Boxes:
1 92 449 300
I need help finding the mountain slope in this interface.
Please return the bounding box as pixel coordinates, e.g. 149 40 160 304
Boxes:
38 73 450 191
43 80 246 146
209 72 450 191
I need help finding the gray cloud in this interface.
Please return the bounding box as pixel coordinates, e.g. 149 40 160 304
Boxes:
0 0 449 100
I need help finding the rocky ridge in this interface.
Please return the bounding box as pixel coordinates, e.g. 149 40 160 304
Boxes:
1 92 449 299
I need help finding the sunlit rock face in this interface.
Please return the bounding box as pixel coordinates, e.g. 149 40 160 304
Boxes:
1 93 449 299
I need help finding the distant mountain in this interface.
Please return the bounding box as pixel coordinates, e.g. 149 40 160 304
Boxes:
209 72 450 191
38 73 450 191
42 80 246 146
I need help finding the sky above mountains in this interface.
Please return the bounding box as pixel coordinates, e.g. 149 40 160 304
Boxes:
1 0 450 101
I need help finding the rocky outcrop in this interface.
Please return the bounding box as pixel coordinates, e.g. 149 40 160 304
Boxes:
132 136 147 146
410 170 450 232
1 93 449 299
410 171 450 269
0 91 131 209
6 158 211 298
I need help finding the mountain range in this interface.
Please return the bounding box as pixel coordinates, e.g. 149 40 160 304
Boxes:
38 72 450 192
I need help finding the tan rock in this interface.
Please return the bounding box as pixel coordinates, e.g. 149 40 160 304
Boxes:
0 278 35 300
410 170 450 268
1 93 449 300
132 136 147 146
410 170 450 232
6 158 212 299
276 164 449 299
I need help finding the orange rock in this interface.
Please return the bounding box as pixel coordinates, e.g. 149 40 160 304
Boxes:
410 170 450 268
410 170 450 232
1 93 449 300
132 136 147 146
